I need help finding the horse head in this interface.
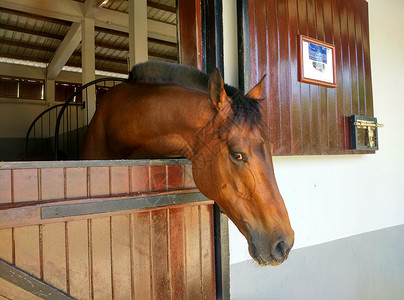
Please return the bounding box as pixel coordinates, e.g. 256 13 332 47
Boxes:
191 69 294 266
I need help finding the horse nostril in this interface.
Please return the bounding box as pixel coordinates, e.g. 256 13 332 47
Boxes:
273 240 290 261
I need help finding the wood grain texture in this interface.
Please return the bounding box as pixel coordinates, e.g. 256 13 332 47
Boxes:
13 169 38 202
184 205 202 299
90 217 112 299
111 215 132 299
244 0 374 155
178 0 202 68
0 277 42 300
151 210 171 299
200 205 215 299
132 212 152 300
40 168 65 200
110 166 129 195
169 207 186 299
130 165 149 193
0 170 12 204
88 167 110 197
0 162 216 299
65 167 87 199
0 229 12 263
67 220 91 300
14 226 41 278
42 222 67 292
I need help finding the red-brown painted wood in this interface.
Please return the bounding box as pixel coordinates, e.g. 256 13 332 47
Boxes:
169 207 186 299
110 166 130 195
151 210 171 299
40 168 65 201
132 211 153 300
150 165 167 192
0 170 11 204
111 214 132 299
13 169 38 202
246 0 374 155
289 0 304 155
167 165 184 190
130 165 149 193
88 167 110 197
184 205 202 299
178 0 202 69
0 161 216 299
42 222 67 293
65 167 87 199
67 220 91 300
0 228 12 263
14 226 41 278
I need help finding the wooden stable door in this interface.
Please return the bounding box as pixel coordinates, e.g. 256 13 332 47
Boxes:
0 160 216 299
238 0 374 155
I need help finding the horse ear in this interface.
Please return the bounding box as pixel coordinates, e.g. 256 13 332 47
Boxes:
245 74 266 99
208 68 230 111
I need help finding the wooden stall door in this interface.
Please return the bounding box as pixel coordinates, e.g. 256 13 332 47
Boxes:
238 0 373 155
0 161 216 300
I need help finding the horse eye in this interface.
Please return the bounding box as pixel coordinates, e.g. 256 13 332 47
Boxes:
230 152 247 162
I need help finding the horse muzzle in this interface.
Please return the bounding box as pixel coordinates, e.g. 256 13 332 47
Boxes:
248 229 294 266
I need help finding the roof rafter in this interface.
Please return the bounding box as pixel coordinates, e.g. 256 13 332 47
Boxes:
147 0 176 13
47 22 82 80
0 0 177 42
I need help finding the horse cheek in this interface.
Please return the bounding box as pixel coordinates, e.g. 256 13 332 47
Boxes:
191 157 224 201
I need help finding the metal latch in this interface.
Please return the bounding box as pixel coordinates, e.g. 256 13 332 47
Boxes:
350 115 383 150
353 120 384 148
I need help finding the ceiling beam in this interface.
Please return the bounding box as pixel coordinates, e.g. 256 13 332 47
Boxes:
47 22 82 80
0 52 48 64
1 23 177 51
147 0 176 13
84 0 97 18
0 38 55 53
0 0 84 23
0 0 177 43
0 37 177 62
94 26 177 48
0 7 71 26
0 24 64 40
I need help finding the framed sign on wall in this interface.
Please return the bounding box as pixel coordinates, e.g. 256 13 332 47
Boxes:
299 35 337 88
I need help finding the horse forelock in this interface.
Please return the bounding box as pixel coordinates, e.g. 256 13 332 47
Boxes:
225 89 265 131
129 61 264 130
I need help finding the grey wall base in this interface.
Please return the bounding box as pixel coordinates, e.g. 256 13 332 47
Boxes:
230 224 404 300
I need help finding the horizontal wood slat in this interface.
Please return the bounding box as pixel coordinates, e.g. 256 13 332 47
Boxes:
0 161 216 300
41 192 209 219
1 203 215 300
0 160 196 206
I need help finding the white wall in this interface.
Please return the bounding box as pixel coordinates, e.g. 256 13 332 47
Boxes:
225 0 404 265
0 62 120 140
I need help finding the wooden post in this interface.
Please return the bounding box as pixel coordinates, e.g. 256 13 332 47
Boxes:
45 79 55 105
128 0 148 69
81 17 96 123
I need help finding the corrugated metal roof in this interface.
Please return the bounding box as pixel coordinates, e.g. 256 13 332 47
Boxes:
0 0 178 77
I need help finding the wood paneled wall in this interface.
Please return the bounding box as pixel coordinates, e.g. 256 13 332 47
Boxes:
0 161 216 300
240 0 373 155
178 0 203 69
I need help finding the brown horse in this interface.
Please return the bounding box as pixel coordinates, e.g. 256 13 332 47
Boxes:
81 61 294 266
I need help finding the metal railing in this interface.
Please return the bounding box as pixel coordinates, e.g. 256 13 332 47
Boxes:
25 78 124 160
24 103 84 160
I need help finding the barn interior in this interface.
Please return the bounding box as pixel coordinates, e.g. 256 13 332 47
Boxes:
1 0 404 299
0 0 179 161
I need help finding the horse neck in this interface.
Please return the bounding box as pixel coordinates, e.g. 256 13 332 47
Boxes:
179 101 218 160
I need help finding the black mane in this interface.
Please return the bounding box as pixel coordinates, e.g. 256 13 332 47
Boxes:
129 61 263 128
